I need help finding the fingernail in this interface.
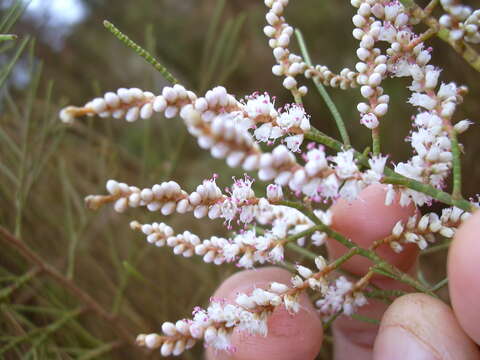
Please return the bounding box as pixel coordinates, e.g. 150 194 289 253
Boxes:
374 326 439 360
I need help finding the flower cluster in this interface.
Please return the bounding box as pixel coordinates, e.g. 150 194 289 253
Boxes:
380 206 471 252
316 276 368 318
86 176 273 227
58 0 479 357
130 201 331 269
136 254 365 355
244 93 311 151
440 0 480 44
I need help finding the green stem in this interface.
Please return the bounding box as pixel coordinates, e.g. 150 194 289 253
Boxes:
277 200 322 225
420 240 452 255
286 243 317 260
351 313 380 325
0 34 17 42
449 129 462 199
329 248 360 268
366 289 408 300
323 311 342 330
382 171 472 212
304 127 344 152
373 263 436 296
295 30 351 147
430 277 448 292
0 268 40 301
292 90 303 105
424 0 439 16
280 199 433 294
372 128 381 155
103 20 178 84
78 341 123 360
284 225 323 245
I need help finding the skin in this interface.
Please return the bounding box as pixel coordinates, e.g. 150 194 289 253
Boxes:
206 185 480 359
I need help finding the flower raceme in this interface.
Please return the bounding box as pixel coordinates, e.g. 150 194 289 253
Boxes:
58 0 480 356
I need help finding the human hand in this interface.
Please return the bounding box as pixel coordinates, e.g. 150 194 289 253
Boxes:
206 186 480 360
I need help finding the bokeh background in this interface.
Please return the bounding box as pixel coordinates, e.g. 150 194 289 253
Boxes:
0 0 479 358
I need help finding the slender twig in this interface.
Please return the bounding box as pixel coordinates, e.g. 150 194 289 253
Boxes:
78 340 123 360
0 34 17 42
295 30 351 146
0 226 135 349
323 311 342 330
103 20 178 84
278 199 433 294
0 267 41 301
366 288 408 301
277 200 322 225
282 225 323 246
351 313 380 325
286 242 317 260
449 129 462 199
423 0 439 17
420 239 452 255
372 128 381 155
430 277 448 292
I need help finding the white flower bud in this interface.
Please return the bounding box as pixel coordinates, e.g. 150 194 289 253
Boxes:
357 102 370 113
352 14 366 27
283 76 297 90
368 73 382 87
91 98 107 113
161 342 173 357
153 96 167 112
374 103 388 116
360 85 375 98
392 221 404 237
263 25 276 37
352 28 364 40
145 334 161 349
356 47 370 61
314 256 327 271
454 120 472 133
296 265 313 279
270 282 289 294
358 3 371 17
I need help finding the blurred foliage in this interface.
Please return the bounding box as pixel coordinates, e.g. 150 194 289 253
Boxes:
0 0 479 358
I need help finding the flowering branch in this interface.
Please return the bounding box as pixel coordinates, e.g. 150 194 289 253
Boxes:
305 127 475 212
279 198 432 294
399 0 480 72
449 129 463 199
371 206 469 252
129 220 323 268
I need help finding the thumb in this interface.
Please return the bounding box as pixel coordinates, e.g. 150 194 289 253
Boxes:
326 185 418 360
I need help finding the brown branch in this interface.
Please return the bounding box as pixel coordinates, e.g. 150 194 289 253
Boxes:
0 226 136 351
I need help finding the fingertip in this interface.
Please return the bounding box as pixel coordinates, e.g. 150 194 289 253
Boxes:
207 267 323 360
373 293 479 360
328 184 418 276
448 210 480 344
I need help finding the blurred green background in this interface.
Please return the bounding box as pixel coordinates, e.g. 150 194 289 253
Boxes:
0 0 479 358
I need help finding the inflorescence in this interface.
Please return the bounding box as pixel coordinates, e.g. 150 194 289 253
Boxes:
59 0 479 357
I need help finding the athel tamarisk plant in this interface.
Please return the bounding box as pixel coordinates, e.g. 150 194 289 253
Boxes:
58 0 479 357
